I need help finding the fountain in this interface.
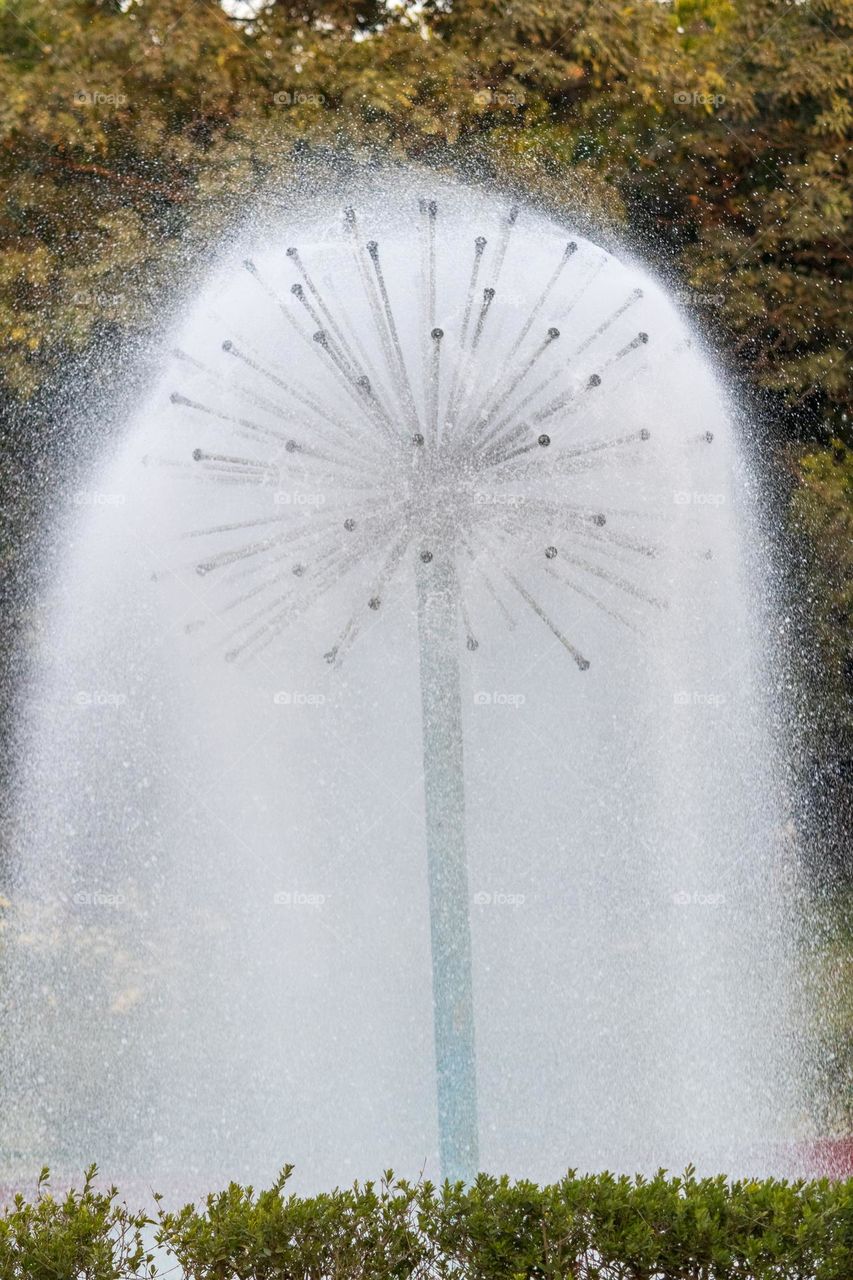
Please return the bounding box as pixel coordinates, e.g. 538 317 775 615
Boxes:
1 173 806 1195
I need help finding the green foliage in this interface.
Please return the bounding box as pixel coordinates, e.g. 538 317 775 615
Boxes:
6 1166 850 1278
0 0 849 413
0 1166 155 1279
791 439 853 698
0 0 850 760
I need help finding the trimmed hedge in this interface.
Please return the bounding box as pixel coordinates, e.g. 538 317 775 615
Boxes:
1 1165 851 1279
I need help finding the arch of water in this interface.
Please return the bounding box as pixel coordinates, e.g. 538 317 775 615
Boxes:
1 175 803 1196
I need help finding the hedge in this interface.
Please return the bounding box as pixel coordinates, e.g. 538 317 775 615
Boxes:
1 1164 851 1279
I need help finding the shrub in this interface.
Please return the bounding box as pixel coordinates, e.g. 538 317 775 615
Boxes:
1 1165 850 1278
156 1166 852 1279
0 1165 154 1280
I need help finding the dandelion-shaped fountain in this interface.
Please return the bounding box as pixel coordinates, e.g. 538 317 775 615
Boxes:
2 176 804 1190
170 201 667 1180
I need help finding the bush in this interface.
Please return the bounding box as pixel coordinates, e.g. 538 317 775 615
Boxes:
6 1165 849 1278
0 1166 154 1280
157 1167 853 1278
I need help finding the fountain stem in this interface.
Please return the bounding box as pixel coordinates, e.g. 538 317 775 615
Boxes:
415 545 479 1183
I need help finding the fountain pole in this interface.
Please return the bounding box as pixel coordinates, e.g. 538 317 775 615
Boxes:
415 544 479 1183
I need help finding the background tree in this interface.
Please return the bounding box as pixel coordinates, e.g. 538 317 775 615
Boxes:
0 0 850 875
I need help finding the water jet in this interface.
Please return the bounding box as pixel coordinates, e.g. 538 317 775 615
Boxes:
0 175 806 1193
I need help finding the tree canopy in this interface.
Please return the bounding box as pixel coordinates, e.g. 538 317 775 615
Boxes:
0 0 850 764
